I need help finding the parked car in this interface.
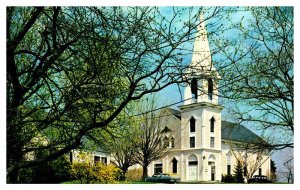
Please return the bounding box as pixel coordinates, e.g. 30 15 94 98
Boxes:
248 175 272 183
145 173 180 183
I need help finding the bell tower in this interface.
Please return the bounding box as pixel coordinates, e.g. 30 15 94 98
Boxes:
178 13 223 181
179 13 223 151
183 14 221 106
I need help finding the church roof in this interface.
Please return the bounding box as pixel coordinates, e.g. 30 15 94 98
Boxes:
221 121 264 143
165 108 181 119
165 108 264 144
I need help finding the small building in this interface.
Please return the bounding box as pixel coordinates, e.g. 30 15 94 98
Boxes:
69 149 111 165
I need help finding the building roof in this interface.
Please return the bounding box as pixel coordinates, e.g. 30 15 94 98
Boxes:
165 108 181 119
165 108 264 143
221 121 263 143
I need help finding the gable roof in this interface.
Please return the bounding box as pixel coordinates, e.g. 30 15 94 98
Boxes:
165 108 181 119
164 108 264 143
221 121 264 144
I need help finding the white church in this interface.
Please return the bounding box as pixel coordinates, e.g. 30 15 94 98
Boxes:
146 15 271 182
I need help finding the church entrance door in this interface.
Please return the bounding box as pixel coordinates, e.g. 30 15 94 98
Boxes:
188 164 197 181
208 161 215 181
188 155 198 181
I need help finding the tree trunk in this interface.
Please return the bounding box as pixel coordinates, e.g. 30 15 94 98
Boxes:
120 167 128 181
142 164 148 180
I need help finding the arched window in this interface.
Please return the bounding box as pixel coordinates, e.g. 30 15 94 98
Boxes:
163 137 169 148
208 78 213 100
244 166 248 176
227 153 231 164
227 153 231 175
172 158 178 173
191 78 198 102
210 117 215 133
171 137 175 148
188 155 198 165
190 117 195 133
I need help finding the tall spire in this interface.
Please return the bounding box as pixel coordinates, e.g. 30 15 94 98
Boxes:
182 13 221 106
188 13 218 77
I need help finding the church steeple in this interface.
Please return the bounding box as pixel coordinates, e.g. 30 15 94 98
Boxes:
190 14 214 72
184 13 220 105
187 13 219 76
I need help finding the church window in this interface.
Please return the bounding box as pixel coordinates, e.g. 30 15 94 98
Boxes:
208 78 213 100
244 166 248 176
190 137 195 148
191 78 198 102
163 137 169 148
227 165 231 175
171 137 175 148
172 158 178 173
190 117 195 133
210 137 215 148
189 161 198 165
210 117 215 133
259 168 262 175
154 163 163 174
227 153 231 175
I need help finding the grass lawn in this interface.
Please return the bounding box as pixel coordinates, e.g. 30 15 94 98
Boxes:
62 180 82 184
62 180 283 184
62 180 155 184
126 181 156 184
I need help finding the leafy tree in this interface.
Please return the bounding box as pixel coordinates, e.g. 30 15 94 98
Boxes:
18 154 71 183
279 148 294 183
100 120 140 181
7 6 226 183
234 160 244 183
217 7 293 151
132 97 171 179
229 140 270 179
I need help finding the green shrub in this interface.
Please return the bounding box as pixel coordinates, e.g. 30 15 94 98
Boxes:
234 161 244 183
18 155 72 183
125 167 143 181
222 174 236 183
71 162 122 184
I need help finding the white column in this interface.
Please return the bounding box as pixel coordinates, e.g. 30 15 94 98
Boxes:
198 155 201 181
165 156 169 174
185 156 188 181
181 153 184 180
202 110 206 148
149 163 153 176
